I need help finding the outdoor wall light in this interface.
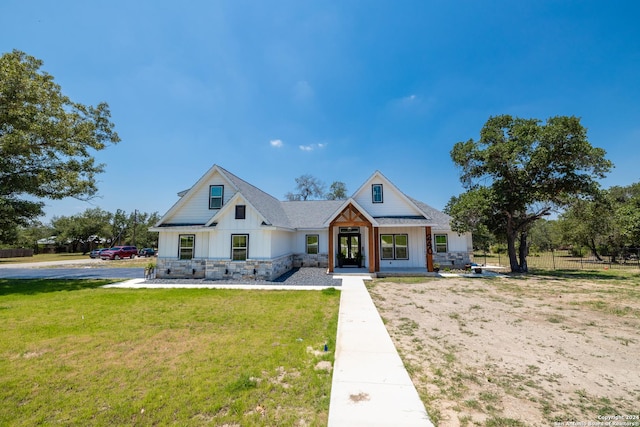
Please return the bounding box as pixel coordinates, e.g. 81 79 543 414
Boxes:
167 269 171 275
192 269 196 275
225 268 229 275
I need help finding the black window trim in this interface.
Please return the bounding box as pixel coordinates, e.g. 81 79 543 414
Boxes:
372 183 383 203
231 234 249 261
306 234 319 255
434 234 448 253
178 234 195 260
209 185 224 209
380 233 409 260
235 204 246 220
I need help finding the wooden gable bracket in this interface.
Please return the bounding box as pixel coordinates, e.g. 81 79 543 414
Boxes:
332 203 370 227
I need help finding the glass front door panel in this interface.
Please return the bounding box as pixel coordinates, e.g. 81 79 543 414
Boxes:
338 233 361 266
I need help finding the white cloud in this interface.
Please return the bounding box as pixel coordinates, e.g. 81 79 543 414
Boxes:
270 139 284 148
299 143 327 152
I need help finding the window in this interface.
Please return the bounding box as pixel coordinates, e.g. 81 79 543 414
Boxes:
435 234 448 253
380 234 409 260
394 234 408 259
235 205 246 219
179 234 195 260
372 184 383 203
306 234 319 254
209 185 224 209
231 234 248 261
381 235 394 259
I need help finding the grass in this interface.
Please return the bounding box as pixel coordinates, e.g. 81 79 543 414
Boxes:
0 252 157 268
0 252 89 264
0 279 340 426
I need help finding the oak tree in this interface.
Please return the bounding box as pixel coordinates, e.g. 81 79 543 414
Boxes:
448 115 612 272
0 50 120 243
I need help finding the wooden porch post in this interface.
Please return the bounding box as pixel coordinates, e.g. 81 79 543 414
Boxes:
368 225 375 273
374 227 379 272
426 226 434 272
328 224 334 272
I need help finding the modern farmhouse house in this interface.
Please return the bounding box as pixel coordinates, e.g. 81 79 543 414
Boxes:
151 165 472 280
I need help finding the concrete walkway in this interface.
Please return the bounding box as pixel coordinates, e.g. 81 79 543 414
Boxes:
328 275 433 426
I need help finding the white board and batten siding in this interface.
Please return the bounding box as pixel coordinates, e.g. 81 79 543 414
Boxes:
378 226 426 268
270 229 294 259
207 203 271 259
157 230 209 259
444 232 473 253
292 230 330 254
164 176 236 225
353 178 423 217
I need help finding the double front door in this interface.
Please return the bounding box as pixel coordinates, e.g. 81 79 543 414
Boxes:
338 233 361 267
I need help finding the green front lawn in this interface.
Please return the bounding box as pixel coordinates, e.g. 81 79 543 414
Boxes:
0 279 340 426
0 252 90 264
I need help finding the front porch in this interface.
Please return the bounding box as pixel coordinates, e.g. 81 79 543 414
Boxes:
327 202 437 274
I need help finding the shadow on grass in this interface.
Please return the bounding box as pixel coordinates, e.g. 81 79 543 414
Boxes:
0 279 114 296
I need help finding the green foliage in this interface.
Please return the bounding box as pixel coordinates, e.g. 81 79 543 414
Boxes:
528 219 562 252
559 182 640 260
44 208 159 252
326 181 348 200
51 207 112 253
285 174 326 201
448 115 612 272
0 50 120 243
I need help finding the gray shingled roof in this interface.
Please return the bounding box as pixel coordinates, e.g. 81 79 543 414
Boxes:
408 197 453 229
214 166 452 231
218 166 293 228
281 200 344 229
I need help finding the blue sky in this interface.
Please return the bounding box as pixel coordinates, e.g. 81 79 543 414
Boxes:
2 1 639 222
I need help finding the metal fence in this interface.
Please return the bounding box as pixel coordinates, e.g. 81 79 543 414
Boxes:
472 249 640 272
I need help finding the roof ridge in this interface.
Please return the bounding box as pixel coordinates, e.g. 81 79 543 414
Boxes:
217 165 280 202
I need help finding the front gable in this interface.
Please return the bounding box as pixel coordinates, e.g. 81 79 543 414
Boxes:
351 171 427 219
156 165 238 227
323 198 378 227
204 192 269 230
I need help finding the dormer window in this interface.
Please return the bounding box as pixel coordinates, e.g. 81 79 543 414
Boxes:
209 185 224 209
372 184 383 203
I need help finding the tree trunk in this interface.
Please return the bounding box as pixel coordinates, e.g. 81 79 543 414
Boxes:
506 231 520 272
588 238 603 261
518 231 529 272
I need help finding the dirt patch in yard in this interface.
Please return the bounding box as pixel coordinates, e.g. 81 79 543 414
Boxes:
368 274 640 426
